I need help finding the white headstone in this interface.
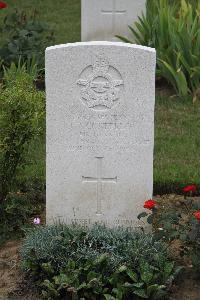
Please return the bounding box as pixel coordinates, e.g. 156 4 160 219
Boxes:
46 41 156 228
81 0 146 42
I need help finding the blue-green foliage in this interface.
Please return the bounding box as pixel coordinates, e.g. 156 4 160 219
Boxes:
21 224 181 299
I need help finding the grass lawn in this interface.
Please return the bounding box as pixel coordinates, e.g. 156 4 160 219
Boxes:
2 0 200 192
154 96 200 192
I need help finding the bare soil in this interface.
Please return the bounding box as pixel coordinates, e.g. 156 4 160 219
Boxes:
169 269 200 300
0 240 21 298
0 240 40 300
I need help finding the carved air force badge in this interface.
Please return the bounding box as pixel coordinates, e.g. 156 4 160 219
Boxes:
77 54 124 110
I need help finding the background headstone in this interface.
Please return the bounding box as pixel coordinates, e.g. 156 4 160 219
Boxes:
81 0 146 42
46 41 156 228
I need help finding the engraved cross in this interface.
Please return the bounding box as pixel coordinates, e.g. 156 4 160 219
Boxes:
82 157 117 215
101 0 127 32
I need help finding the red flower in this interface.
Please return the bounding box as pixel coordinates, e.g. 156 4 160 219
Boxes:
194 212 200 220
183 184 197 193
0 1 7 9
144 199 156 210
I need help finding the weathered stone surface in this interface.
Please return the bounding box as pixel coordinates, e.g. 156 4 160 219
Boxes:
46 41 156 227
81 0 146 42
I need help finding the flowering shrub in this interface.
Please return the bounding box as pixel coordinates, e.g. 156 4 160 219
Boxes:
138 189 200 276
143 199 157 210
137 199 157 225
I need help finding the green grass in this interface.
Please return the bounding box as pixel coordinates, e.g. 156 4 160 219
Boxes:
2 0 200 192
154 96 200 190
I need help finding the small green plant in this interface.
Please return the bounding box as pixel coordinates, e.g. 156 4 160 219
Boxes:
0 8 54 74
117 0 200 99
0 62 45 200
21 224 181 299
0 191 43 245
3 57 39 87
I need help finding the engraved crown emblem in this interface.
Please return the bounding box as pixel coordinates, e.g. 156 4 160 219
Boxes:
77 54 124 110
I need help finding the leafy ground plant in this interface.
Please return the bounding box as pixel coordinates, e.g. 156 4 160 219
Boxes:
21 224 181 299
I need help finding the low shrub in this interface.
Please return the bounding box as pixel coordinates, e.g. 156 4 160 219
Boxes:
21 224 181 299
118 0 200 99
0 62 45 200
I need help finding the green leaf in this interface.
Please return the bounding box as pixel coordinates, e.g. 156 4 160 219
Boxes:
115 35 132 43
117 265 127 273
137 212 148 220
123 282 144 288
192 200 200 210
147 214 154 224
104 294 116 300
158 59 188 96
133 289 148 299
8 42 19 54
179 233 187 241
67 259 76 269
133 282 144 288
87 271 98 282
173 266 184 279
147 284 166 296
41 262 54 275
163 222 173 230
164 261 174 279
77 282 87 291
140 261 154 284
126 269 138 282
53 273 71 286
115 289 123 300
94 253 109 265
